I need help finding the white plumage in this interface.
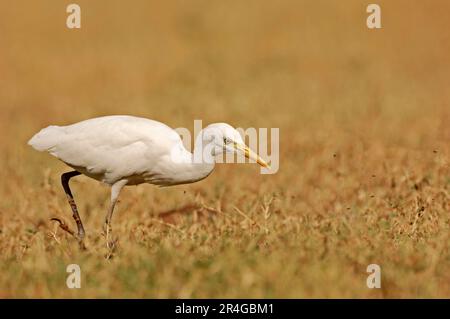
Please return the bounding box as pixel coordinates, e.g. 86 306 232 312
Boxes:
30 116 197 185
29 115 268 246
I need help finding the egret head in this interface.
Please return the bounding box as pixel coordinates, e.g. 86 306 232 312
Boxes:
200 123 269 168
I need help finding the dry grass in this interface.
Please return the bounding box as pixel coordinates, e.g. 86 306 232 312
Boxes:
0 0 449 298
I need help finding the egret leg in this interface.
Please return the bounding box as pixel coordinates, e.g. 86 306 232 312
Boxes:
60 171 85 241
103 179 127 248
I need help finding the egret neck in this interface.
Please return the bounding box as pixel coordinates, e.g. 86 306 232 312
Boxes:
167 127 216 185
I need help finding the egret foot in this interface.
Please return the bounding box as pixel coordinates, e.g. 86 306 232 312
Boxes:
102 223 118 251
51 218 86 250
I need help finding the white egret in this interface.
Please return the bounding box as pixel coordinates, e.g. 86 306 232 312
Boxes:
28 115 268 246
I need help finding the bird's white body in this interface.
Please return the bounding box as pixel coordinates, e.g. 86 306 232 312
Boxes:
29 115 267 244
29 115 214 186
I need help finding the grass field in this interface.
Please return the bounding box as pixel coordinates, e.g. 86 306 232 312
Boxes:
0 0 449 298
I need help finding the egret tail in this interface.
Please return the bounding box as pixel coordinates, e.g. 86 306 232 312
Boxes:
28 125 63 151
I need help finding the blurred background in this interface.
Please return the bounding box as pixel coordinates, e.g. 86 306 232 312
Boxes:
0 0 448 298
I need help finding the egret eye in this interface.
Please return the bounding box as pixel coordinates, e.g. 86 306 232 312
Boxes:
223 137 232 145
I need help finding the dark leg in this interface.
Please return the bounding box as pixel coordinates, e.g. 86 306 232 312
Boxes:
60 171 85 240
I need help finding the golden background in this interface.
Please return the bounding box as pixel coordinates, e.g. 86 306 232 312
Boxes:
0 0 448 297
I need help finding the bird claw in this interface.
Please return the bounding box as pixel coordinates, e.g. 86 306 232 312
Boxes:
107 237 118 250
104 234 118 259
50 218 86 250
51 217 76 236
101 224 118 251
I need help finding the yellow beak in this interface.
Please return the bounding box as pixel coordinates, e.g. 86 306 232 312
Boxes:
235 143 270 168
